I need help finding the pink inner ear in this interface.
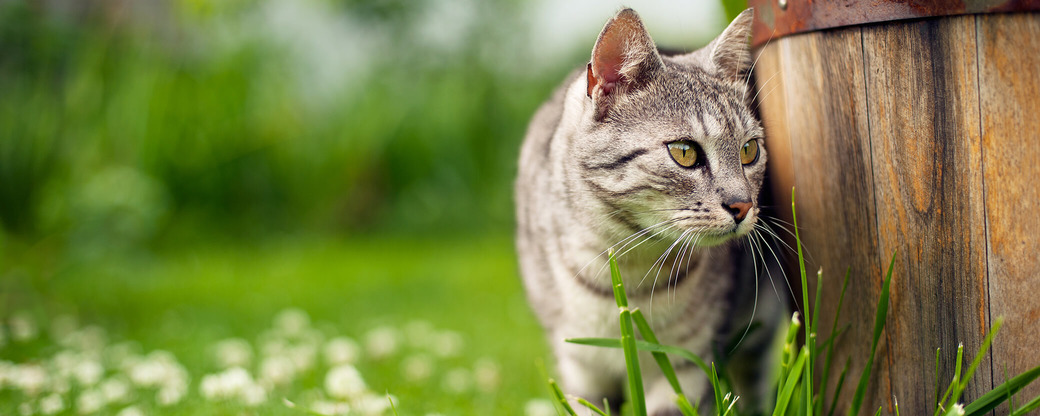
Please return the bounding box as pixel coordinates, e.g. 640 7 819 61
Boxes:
594 50 623 85
592 21 630 94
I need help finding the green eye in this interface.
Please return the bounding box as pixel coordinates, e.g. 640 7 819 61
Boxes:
740 139 759 165
667 140 701 168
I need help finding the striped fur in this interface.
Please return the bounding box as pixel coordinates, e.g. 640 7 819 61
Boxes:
515 8 782 415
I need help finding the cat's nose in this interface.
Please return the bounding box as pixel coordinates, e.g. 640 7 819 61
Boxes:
724 201 752 222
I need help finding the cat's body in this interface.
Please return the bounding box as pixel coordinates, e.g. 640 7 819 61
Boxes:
515 9 780 415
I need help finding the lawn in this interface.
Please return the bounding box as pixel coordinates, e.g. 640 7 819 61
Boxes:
0 232 552 415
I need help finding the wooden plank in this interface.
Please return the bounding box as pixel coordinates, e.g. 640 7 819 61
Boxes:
758 27 888 412
977 12 1040 412
752 39 796 270
861 15 992 411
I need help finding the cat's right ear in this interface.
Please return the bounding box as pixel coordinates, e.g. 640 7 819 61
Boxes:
587 8 663 121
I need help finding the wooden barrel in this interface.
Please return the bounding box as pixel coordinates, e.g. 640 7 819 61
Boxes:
747 1 1040 413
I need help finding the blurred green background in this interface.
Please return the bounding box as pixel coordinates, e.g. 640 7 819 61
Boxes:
0 0 741 414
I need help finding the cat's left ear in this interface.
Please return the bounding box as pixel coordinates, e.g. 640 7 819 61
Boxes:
707 9 754 82
587 8 664 120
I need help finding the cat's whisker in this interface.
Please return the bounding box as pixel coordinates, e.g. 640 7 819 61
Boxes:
760 217 814 263
647 229 691 315
743 25 778 102
748 228 783 308
574 218 682 283
617 221 681 259
754 221 799 259
750 71 780 109
729 231 763 353
754 225 801 317
640 228 690 289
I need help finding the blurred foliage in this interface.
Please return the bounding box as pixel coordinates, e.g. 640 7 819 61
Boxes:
0 0 566 247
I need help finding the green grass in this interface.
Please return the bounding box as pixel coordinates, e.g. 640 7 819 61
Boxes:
0 232 549 415
556 190 1040 416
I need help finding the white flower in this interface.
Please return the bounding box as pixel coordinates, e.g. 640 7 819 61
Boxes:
73 358 105 386
364 327 400 359
39 393 65 415
10 312 38 342
288 343 318 372
100 377 132 403
241 383 267 407
311 399 351 416
273 308 311 336
13 364 48 395
432 331 463 358
213 338 253 369
128 351 187 389
0 361 12 389
200 367 251 399
442 367 472 394
157 383 187 406
115 405 145 416
18 402 33 416
325 364 367 400
77 389 106 414
323 337 360 365
199 367 267 406
473 358 500 392
524 398 556 416
354 393 395 416
259 355 296 388
401 354 434 383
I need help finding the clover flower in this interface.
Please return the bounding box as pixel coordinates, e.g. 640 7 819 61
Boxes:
324 364 367 400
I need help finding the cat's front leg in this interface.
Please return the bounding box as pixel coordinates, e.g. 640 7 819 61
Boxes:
556 343 625 415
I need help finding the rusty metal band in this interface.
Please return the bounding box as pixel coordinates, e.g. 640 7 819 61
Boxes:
748 0 1040 47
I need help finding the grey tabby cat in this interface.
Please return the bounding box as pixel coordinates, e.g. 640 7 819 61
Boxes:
515 8 779 415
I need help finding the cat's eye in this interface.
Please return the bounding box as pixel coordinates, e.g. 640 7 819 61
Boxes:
740 139 759 165
667 140 702 168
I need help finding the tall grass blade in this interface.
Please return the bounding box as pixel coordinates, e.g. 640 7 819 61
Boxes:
774 346 808 416
1009 394 1040 416
848 251 896 416
820 268 852 416
711 363 727 416
792 188 808 322
577 398 610 416
608 250 647 416
936 345 965 416
962 364 1040 416
948 319 1003 408
935 347 942 411
564 338 712 377
632 309 683 393
549 378 579 416
827 357 851 416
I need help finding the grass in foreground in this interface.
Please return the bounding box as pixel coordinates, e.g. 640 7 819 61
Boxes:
557 191 1040 416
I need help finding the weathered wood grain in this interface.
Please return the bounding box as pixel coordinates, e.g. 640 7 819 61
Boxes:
977 12 1040 412
753 40 795 240
757 26 888 413
861 15 993 411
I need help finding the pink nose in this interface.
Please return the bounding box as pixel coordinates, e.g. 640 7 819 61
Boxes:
726 201 752 222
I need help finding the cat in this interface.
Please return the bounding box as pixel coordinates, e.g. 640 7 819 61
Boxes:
515 8 781 415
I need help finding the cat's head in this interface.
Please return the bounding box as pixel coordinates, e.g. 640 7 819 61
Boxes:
576 8 764 247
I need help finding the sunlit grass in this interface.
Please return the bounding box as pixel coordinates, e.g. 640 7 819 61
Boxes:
0 233 550 415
